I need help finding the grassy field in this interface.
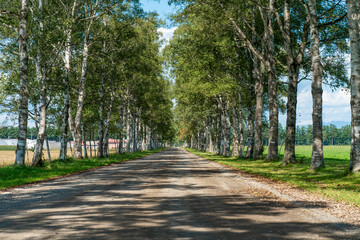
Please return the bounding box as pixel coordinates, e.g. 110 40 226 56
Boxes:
187 146 360 206
0 146 17 151
0 148 165 190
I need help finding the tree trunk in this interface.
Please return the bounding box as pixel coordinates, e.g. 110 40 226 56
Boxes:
232 107 239 157
266 49 278 160
245 107 255 158
346 0 360 172
216 108 222 155
15 0 29 166
72 37 90 159
132 115 136 152
97 76 105 158
82 123 88 158
239 115 245 158
283 64 299 164
309 0 324 170
103 93 114 157
59 88 70 160
32 0 46 166
253 60 264 159
45 135 51 163
60 1 78 160
277 0 308 164
209 118 215 153
89 131 93 158
224 102 231 157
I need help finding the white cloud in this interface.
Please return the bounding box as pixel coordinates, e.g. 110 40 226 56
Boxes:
323 89 350 107
157 27 177 43
280 81 351 126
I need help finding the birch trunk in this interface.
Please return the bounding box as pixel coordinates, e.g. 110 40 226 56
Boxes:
245 108 255 158
253 60 264 159
209 118 215 153
347 0 360 172
132 116 136 152
141 123 146 151
239 118 244 158
239 85 244 158
118 98 124 154
205 122 210 152
59 2 76 160
309 0 324 170
232 107 240 157
45 135 51 162
266 41 278 160
32 0 46 166
216 109 222 155
82 123 88 158
72 37 90 159
278 0 308 165
15 0 29 166
97 76 105 158
89 132 93 158
126 114 131 152
281 0 297 165
220 110 225 156
283 64 299 164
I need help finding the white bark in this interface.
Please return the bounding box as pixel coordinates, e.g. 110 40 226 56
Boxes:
308 0 324 170
347 0 360 172
15 0 29 166
32 0 46 166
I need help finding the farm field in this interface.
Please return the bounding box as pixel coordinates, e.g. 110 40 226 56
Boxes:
187 145 360 206
0 147 118 166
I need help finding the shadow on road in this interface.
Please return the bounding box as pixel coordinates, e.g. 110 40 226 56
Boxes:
0 148 358 239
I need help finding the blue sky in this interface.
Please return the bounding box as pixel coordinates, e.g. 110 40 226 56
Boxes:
140 0 177 27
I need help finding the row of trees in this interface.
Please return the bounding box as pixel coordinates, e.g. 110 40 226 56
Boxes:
166 0 359 172
0 0 175 166
293 124 351 146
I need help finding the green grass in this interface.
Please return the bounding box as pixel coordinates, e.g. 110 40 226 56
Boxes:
0 148 165 190
187 146 360 206
0 146 17 151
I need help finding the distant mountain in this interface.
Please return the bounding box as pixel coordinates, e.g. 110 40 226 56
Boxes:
324 121 350 128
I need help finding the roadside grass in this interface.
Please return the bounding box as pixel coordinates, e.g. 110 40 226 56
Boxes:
186 146 360 206
0 148 165 190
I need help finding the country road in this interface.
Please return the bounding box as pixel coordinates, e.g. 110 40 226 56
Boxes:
0 148 359 240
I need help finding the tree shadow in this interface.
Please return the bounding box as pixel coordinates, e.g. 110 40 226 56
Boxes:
0 148 358 240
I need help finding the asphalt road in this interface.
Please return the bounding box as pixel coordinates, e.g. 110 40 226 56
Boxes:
0 148 359 240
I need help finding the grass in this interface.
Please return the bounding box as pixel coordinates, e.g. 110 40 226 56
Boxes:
0 148 165 190
186 146 360 206
0 146 17 151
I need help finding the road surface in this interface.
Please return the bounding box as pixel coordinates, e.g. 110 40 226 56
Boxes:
0 148 359 239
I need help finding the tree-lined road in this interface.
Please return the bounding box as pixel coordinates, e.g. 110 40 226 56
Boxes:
0 148 358 239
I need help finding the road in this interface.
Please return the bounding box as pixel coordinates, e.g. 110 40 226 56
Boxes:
0 148 359 239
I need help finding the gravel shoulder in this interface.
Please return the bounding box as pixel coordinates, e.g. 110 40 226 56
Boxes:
0 148 359 240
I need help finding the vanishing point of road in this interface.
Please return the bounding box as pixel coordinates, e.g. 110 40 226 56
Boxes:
0 148 359 239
